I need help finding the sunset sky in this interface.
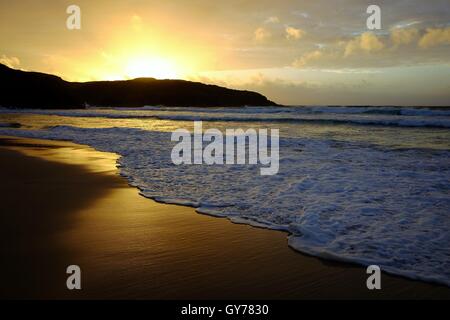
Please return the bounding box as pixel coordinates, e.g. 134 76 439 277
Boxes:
1 0 449 105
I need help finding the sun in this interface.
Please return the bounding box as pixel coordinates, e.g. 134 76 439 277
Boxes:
125 57 179 80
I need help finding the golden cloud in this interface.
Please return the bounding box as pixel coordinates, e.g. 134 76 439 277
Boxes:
419 27 450 48
344 32 384 57
0 55 20 68
293 50 323 67
285 27 305 40
254 27 271 42
390 28 419 46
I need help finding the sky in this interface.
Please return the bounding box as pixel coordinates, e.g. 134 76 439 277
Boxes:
0 0 449 106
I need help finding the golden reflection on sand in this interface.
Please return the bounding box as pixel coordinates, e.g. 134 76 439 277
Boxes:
1 135 449 299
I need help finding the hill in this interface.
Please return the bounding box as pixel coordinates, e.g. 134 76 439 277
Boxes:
0 64 278 109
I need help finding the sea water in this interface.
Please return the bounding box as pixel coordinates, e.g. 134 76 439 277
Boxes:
1 105 449 286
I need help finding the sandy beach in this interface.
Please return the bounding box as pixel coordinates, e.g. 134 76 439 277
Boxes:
1 135 449 300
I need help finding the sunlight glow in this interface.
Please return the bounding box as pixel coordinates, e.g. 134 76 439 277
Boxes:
124 57 179 80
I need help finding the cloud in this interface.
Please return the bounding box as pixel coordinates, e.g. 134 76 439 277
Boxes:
293 50 323 67
0 55 20 68
419 27 450 48
291 33 388 69
288 24 450 70
191 66 450 106
344 32 384 57
285 27 305 40
390 27 419 46
254 27 271 42
265 16 279 24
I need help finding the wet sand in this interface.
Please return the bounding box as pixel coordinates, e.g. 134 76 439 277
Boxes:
0 135 449 299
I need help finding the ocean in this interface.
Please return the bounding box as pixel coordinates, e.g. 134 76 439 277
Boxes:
1 105 449 286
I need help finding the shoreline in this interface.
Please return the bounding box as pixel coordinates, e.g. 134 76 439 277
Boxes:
1 135 449 299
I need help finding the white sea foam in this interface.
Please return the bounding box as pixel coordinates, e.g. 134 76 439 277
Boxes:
1 124 449 286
